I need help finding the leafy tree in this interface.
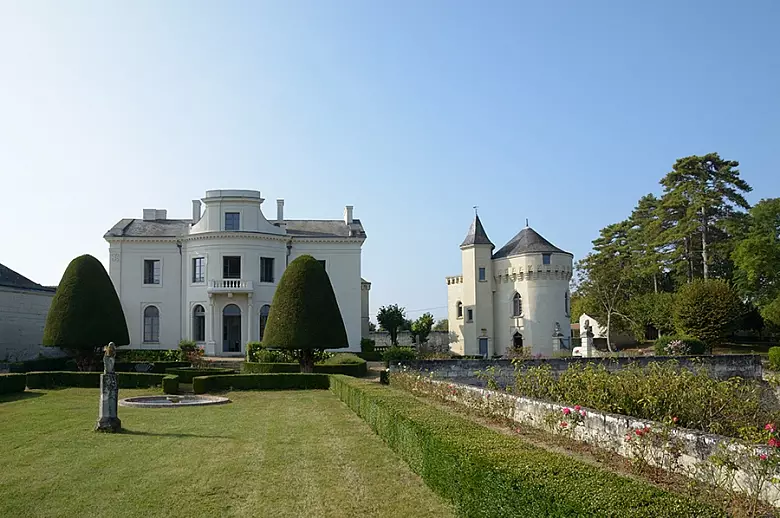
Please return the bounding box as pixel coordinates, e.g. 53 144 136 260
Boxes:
624 292 676 340
432 318 448 332
733 198 780 326
262 255 348 372
377 304 406 346
43 254 129 370
659 153 751 281
673 279 743 349
627 194 665 293
411 313 435 344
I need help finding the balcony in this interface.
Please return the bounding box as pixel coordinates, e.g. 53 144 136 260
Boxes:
207 279 254 294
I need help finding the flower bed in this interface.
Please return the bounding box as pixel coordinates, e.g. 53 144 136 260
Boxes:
329 375 722 517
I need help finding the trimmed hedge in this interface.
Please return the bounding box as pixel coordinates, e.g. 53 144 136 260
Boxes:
164 367 234 383
162 375 179 395
7 357 77 373
0 373 27 395
116 361 190 374
193 373 330 394
25 371 168 389
329 376 724 517
355 351 383 362
241 362 368 377
769 347 780 371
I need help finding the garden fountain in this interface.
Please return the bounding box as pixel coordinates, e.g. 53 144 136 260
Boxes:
119 394 230 408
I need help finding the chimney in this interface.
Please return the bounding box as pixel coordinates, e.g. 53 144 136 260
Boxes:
277 199 284 222
192 200 201 223
142 209 156 221
155 209 167 220
344 205 354 225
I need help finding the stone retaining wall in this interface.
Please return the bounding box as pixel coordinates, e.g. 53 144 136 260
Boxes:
391 355 763 387
405 376 779 506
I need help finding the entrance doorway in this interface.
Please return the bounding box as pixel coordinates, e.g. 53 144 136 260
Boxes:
513 332 523 349
478 337 488 358
223 304 241 353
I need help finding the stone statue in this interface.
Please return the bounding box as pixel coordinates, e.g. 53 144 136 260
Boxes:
103 342 116 374
96 342 121 433
553 322 562 336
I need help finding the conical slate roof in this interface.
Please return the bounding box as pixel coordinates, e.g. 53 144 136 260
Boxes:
460 215 494 248
492 226 571 259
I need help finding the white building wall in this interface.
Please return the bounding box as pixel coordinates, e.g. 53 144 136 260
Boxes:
0 287 56 361
446 278 464 355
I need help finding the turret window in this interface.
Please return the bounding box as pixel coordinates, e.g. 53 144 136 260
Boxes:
466 309 473 322
565 292 570 317
512 292 523 317
456 301 463 319
542 253 551 265
478 267 486 281
225 212 240 231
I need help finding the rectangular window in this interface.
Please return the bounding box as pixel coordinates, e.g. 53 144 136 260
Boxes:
260 257 274 283
542 253 551 265
467 309 473 322
143 259 160 285
192 257 205 283
224 212 240 231
478 267 486 281
223 256 241 279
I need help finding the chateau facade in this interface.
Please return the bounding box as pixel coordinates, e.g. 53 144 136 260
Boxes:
446 215 573 357
104 190 367 356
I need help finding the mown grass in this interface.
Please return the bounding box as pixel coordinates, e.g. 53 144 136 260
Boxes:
0 388 453 518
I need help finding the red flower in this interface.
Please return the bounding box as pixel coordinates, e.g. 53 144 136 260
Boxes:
768 437 779 448
574 405 581 411
559 421 568 428
580 410 587 417
765 423 775 432
760 454 769 461
562 408 571 416
672 417 679 424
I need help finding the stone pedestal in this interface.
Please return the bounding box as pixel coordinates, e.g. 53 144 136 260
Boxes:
583 335 595 358
95 372 121 433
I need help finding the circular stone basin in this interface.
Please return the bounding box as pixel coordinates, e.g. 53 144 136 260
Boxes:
119 395 230 408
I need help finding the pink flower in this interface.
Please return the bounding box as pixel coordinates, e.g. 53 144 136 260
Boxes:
562 408 571 416
625 435 633 442
574 405 581 411
766 423 776 432
580 410 587 417
559 421 568 428
769 437 779 448
672 417 679 424
760 454 769 461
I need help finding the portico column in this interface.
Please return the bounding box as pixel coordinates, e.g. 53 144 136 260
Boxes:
206 295 217 356
247 293 254 348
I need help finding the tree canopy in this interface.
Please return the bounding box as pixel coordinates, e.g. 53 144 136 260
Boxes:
377 304 406 346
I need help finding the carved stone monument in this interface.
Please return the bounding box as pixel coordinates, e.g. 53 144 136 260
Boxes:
583 319 595 358
95 342 121 433
552 321 566 354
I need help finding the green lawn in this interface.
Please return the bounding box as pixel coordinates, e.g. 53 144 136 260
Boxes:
0 389 454 518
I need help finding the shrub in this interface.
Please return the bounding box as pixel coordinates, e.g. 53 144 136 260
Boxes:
318 353 364 365
241 363 300 374
329 376 722 517
246 343 296 363
769 347 780 372
25 371 167 389
192 373 330 394
241 361 368 377
116 349 181 362
164 367 234 384
673 279 743 348
653 335 706 356
382 346 416 364
513 361 777 438
0 374 27 394
43 254 130 370
355 352 383 362
262 255 348 372
178 340 206 367
360 338 375 353
8 357 76 373
162 375 179 395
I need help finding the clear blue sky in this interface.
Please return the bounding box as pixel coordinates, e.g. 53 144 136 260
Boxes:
1 1 778 322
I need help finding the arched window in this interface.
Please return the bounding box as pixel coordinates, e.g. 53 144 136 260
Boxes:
259 305 271 341
456 301 463 319
513 332 524 349
143 306 160 343
192 304 205 342
564 292 570 317
512 292 523 317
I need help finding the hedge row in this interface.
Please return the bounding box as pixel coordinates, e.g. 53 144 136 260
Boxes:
115 361 190 374
25 372 170 389
7 357 77 373
355 352 383 362
241 362 367 377
164 367 235 383
0 374 27 395
162 375 179 395
328 376 723 518
193 373 330 394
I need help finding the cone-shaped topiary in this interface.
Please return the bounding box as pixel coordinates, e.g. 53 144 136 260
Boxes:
262 255 348 372
43 254 129 370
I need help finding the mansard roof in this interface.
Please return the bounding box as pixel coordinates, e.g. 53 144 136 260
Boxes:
492 226 571 259
0 262 56 292
103 218 366 239
460 215 494 248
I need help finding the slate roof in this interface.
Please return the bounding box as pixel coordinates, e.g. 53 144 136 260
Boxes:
492 227 572 259
460 215 494 248
104 218 366 239
0 263 56 292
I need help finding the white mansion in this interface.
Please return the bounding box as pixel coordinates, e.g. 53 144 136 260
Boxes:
104 189 368 356
446 215 573 357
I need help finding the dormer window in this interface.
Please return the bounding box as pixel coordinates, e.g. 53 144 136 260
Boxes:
225 212 240 231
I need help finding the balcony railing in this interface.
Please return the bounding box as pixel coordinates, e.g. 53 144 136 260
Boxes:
208 279 254 293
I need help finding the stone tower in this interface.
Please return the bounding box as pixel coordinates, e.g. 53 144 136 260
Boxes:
458 215 495 357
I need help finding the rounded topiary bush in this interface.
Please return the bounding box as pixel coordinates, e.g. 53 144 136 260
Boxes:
769 347 780 372
262 255 348 372
43 254 129 370
653 335 706 356
673 279 742 349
